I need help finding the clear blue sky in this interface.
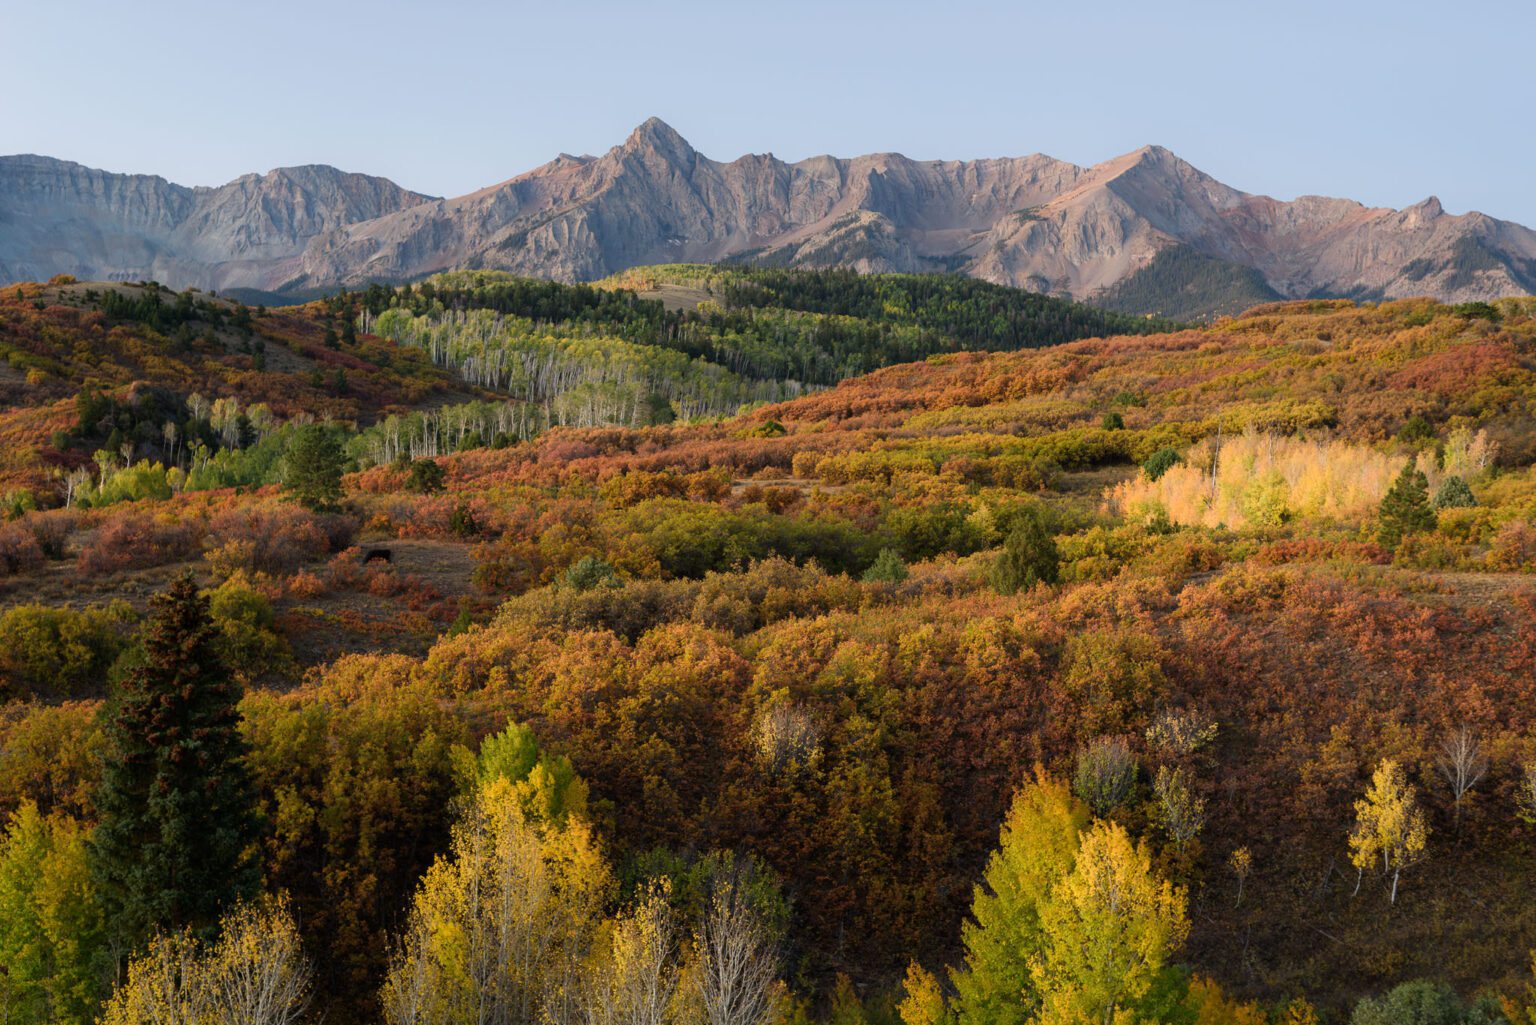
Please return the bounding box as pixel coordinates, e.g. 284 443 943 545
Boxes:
5 0 1533 223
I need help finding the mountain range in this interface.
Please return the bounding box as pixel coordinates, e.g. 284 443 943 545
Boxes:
5 118 1535 318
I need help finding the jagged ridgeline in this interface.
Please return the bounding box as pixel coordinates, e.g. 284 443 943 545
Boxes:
351 266 1172 460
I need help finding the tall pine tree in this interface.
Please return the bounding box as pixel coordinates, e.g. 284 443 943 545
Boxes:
1377 462 1435 548
89 573 259 951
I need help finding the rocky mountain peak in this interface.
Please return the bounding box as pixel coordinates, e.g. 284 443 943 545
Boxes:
3 127 1533 317
1404 195 1445 224
622 117 696 162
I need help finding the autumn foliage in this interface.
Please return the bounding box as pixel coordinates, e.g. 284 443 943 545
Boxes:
4 280 1536 1022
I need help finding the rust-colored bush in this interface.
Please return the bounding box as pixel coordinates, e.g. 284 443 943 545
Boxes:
0 522 45 576
205 504 335 576
76 513 203 576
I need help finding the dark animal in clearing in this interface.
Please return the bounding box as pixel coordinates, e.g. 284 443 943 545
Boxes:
363 548 393 564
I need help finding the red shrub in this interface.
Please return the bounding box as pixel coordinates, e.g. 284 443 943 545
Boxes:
0 522 44 576
27 510 76 560
205 504 335 576
325 548 369 590
1252 538 1392 566
77 514 203 576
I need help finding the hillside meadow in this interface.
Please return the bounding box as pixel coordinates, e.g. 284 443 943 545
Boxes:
2 271 1536 1024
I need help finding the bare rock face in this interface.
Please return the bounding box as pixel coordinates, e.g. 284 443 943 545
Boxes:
286 120 1094 289
0 156 432 290
4 121 1535 312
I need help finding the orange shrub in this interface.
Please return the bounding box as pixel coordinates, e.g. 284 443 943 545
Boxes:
1489 519 1536 572
205 504 337 576
285 570 327 598
76 513 203 576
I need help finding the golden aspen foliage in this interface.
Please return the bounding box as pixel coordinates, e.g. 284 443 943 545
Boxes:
460 718 591 824
1227 847 1252 908
950 769 1090 1025
1182 976 1268 1025
1348 759 1429 904
1030 821 1189 1025
575 879 681 1025
99 896 310 1025
98 928 209 1025
0 802 106 1025
1151 766 1205 848
380 775 613 1025
1111 431 1405 530
898 962 950 1025
1279 997 1321 1025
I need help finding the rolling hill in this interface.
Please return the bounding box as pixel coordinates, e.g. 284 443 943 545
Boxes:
4 265 1536 1021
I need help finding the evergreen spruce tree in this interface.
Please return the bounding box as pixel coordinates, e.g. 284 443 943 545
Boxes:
89 573 259 950
1377 463 1436 548
863 547 910 584
1142 447 1181 482
1432 475 1476 509
280 424 346 511
989 507 1060 595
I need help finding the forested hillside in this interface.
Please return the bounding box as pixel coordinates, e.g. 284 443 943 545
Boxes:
1095 246 1283 321
3 273 1536 1025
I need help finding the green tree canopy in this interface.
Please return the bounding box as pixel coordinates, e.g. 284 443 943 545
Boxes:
989 506 1059 595
1350 980 1504 1025
89 574 259 949
280 424 347 510
1378 462 1435 548
1031 820 1189 1025
0 802 108 1025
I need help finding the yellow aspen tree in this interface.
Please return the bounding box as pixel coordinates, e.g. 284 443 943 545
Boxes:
99 897 309 1025
1151 766 1205 849
0 802 107 1025
579 879 679 1025
950 769 1089 1025
202 897 311 1025
899 963 950 1025
380 775 612 1025
1280 998 1320 1025
1348 759 1429 905
1183 976 1267 1025
1227 848 1252 909
694 867 782 1025
98 928 209 1025
378 922 438 1025
1030 821 1189 1025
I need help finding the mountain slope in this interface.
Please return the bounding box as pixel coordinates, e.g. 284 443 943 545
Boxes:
0 155 433 290
5 123 1536 316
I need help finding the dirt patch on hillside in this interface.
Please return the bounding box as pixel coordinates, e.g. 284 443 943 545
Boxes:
637 283 715 312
